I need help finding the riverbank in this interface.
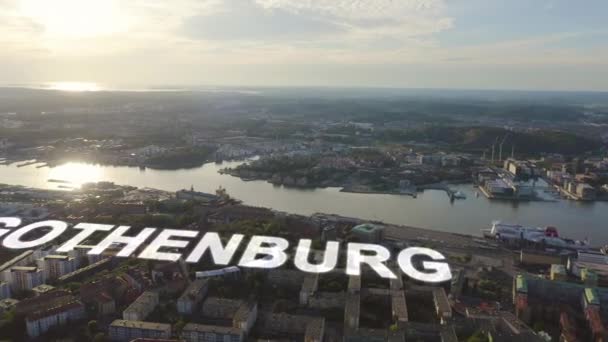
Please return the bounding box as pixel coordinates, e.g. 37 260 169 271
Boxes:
2 160 608 244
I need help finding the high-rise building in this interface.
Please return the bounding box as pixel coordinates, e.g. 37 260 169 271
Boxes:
38 255 78 280
0 281 10 299
10 266 44 291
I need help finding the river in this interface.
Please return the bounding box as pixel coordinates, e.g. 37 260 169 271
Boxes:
1 160 607 244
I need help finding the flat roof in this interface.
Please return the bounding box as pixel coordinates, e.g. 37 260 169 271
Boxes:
305 318 325 339
110 320 171 331
433 288 451 314
11 266 38 272
44 255 70 260
391 290 408 322
582 268 598 280
182 323 241 335
178 279 208 301
352 223 381 233
585 288 600 306
551 264 566 274
516 275 528 293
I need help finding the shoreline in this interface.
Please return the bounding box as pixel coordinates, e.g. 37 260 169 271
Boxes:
0 183 599 251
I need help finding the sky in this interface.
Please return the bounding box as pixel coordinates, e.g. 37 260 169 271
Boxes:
1 0 608 91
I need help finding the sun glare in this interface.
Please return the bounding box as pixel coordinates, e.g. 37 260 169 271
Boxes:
19 0 128 38
48 82 102 92
47 162 103 188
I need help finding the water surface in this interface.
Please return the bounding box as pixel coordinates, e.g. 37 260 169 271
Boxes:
0 161 606 244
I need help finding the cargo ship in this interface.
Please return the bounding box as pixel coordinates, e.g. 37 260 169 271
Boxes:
482 221 589 250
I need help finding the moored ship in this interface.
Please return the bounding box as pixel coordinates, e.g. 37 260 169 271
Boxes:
482 221 589 250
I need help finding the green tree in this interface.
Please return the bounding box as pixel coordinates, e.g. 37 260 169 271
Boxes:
87 320 98 335
92 332 107 342
466 330 489 342
174 319 187 336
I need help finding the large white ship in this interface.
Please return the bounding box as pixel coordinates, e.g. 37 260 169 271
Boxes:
482 221 589 250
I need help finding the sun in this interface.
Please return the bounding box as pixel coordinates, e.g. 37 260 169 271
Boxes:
48 82 102 92
19 0 129 38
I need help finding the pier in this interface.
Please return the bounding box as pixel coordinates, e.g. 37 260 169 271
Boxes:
419 183 458 200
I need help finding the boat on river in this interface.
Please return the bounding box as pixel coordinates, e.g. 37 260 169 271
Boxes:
482 221 589 250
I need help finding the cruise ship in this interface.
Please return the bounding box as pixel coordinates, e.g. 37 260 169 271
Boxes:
482 221 589 250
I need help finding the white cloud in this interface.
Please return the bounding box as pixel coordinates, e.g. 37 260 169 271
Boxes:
1 0 606 89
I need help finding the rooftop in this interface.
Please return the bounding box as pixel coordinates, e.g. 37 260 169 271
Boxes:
391 290 408 322
551 264 566 274
178 279 208 301
43 255 70 260
304 318 325 340
182 323 242 335
433 288 451 314
11 266 38 272
584 288 600 306
516 275 527 293
352 223 382 233
26 300 83 321
110 319 171 331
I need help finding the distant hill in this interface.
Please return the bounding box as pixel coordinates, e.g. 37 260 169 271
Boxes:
393 126 602 155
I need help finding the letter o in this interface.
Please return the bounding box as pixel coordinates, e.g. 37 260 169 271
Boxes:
3 220 68 249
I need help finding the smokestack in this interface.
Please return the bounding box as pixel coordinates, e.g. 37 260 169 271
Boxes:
491 137 499 164
499 144 503 162
498 134 509 162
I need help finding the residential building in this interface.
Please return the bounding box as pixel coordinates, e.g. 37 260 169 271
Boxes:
0 298 19 315
201 297 243 319
433 288 452 323
344 293 360 331
550 264 567 281
232 302 257 335
391 290 408 326
109 320 171 342
576 183 597 200
94 292 116 316
10 266 44 291
0 281 10 299
25 300 85 338
304 317 325 342
582 288 600 311
57 258 112 283
299 274 319 305
181 323 243 342
123 291 159 321
176 188 220 204
207 205 274 224
177 279 209 315
257 313 319 335
15 290 74 316
38 255 78 280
